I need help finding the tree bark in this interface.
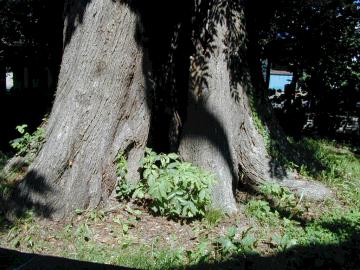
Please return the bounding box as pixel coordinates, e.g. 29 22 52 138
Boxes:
179 2 268 213
10 0 332 218
179 1 332 213
12 0 150 219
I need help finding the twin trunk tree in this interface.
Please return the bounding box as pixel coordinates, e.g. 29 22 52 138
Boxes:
12 0 329 219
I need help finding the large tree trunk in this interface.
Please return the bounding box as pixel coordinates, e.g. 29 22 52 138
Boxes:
178 1 331 212
12 0 150 219
10 0 332 218
179 2 269 213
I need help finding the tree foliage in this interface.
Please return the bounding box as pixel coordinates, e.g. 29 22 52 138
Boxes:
265 0 360 105
0 0 63 63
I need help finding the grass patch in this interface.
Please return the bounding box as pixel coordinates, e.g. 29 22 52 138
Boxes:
289 138 360 207
1 198 359 269
204 209 225 228
0 139 359 269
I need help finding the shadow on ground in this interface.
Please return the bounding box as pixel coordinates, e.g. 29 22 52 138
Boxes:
1 222 359 270
1 205 359 269
190 216 360 270
0 248 131 270
0 169 55 232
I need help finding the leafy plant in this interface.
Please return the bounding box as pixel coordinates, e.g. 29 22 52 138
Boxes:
113 207 142 235
245 199 276 223
261 183 303 218
88 210 105 222
215 226 257 257
115 152 132 200
116 148 216 219
271 233 297 251
10 124 45 158
187 240 211 264
141 148 216 218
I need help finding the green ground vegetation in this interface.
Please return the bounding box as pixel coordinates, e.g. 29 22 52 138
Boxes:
116 148 216 219
0 138 359 269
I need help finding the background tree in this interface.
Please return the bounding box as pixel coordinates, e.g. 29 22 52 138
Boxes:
264 0 360 112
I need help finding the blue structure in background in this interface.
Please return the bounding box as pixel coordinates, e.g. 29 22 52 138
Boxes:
269 70 293 91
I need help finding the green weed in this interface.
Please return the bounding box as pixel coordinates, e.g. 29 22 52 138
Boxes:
261 182 304 218
215 226 258 257
115 152 136 201
204 208 224 227
10 124 45 161
271 233 297 252
116 148 216 219
245 199 278 224
187 240 211 264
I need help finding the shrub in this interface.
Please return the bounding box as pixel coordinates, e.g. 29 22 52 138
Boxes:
116 148 216 219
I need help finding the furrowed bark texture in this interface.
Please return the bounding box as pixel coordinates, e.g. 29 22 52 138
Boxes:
15 0 150 218
179 6 270 213
178 1 332 212
11 0 332 218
